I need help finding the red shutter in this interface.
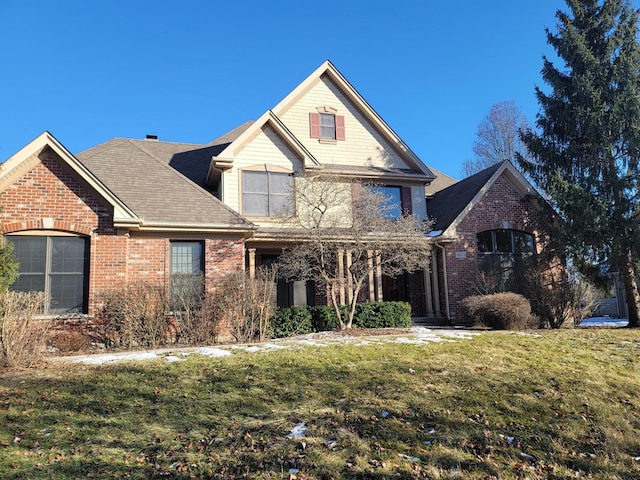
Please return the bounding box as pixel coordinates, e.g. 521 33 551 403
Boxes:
401 186 413 215
335 115 345 141
309 113 321 138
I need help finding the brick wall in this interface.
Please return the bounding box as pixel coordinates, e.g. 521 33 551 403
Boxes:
442 175 549 323
0 152 246 317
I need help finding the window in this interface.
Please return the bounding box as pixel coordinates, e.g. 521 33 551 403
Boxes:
309 112 345 141
170 241 204 309
242 170 293 217
477 229 535 293
320 113 336 140
8 235 89 314
371 185 413 219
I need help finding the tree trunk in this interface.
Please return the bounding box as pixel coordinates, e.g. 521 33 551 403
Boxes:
621 251 640 328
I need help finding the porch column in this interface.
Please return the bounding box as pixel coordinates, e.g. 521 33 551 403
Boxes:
431 251 441 316
337 249 345 305
248 248 256 279
368 250 375 301
424 256 434 317
346 250 353 304
375 251 383 302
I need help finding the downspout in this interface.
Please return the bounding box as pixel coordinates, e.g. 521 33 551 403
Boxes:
434 241 451 320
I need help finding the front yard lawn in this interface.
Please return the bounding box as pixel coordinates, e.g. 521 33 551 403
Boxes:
1 329 640 479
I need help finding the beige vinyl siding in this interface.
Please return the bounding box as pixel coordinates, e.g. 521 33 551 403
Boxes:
280 75 411 169
223 125 303 217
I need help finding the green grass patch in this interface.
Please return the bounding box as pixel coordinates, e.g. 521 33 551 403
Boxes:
1 329 640 478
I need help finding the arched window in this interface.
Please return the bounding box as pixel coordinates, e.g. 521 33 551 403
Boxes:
7 234 89 314
476 229 535 293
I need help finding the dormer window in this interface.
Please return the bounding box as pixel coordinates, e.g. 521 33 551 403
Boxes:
309 106 345 142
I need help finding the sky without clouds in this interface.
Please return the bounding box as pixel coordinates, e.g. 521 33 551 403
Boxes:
0 0 570 179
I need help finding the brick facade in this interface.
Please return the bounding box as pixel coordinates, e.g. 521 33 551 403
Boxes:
0 152 246 317
441 175 548 323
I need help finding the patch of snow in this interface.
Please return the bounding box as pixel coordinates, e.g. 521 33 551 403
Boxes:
398 453 421 462
73 351 161 365
288 423 307 438
165 356 184 363
578 317 629 327
194 347 232 357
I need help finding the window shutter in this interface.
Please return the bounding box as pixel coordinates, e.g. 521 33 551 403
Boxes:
401 186 413 215
309 113 321 138
335 115 345 141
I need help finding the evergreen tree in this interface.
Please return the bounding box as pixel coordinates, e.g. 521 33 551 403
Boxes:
519 0 640 327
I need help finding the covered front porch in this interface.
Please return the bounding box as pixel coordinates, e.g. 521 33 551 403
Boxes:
245 241 448 323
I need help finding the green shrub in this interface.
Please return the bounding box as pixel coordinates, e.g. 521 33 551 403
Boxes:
283 301 412 333
309 305 343 332
270 307 314 338
462 293 536 330
352 301 412 328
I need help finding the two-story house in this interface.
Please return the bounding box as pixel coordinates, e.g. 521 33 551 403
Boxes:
0 61 551 326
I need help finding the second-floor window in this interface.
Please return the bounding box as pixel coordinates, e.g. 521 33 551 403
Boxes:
371 185 414 219
242 170 293 217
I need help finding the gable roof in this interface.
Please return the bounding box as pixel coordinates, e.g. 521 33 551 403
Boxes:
425 168 458 197
211 110 321 176
0 132 139 226
76 138 255 233
214 61 435 181
428 161 540 235
273 61 435 179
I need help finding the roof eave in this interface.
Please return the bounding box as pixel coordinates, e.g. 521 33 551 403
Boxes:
120 220 257 235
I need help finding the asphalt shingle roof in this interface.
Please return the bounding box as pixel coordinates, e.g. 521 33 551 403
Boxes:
427 162 504 232
76 137 252 228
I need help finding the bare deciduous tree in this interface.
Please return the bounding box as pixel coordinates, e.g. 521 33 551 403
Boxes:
462 100 529 177
277 173 433 329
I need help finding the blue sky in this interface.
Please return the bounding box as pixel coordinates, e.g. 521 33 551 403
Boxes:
0 1 568 179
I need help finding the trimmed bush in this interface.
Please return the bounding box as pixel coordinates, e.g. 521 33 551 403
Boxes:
352 301 412 328
462 293 536 330
270 307 314 338
274 301 412 336
309 305 343 332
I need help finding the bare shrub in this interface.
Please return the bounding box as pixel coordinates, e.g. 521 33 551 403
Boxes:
172 274 222 345
213 267 277 343
0 291 48 367
462 293 536 330
98 283 170 349
469 271 503 296
48 330 91 354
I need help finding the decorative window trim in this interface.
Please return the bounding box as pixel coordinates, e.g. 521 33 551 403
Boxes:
309 107 345 142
